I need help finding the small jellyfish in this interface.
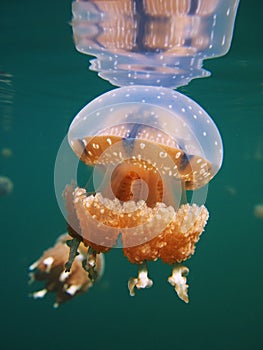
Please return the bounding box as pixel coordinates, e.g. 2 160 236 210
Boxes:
254 204 263 219
0 176 13 196
1 147 13 158
29 233 104 307
61 85 222 302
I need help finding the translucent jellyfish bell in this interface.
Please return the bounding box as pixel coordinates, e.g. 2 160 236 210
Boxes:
68 86 223 190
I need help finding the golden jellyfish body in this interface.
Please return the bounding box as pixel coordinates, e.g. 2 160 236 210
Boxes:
63 85 223 302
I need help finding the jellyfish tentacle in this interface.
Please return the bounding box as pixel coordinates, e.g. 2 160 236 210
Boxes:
168 264 189 303
65 237 81 272
128 261 153 296
82 246 98 282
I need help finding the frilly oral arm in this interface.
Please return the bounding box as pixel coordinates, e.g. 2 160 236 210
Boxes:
128 261 153 296
168 264 189 303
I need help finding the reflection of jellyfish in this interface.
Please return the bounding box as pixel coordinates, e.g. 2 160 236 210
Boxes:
254 140 263 161
0 176 13 196
0 70 14 132
29 234 104 307
72 0 240 88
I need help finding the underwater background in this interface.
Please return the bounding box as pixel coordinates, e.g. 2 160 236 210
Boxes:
0 0 262 349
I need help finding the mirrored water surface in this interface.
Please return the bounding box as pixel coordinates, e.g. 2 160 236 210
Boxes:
0 1 262 349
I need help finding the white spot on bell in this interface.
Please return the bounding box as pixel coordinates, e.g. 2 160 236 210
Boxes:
159 151 167 158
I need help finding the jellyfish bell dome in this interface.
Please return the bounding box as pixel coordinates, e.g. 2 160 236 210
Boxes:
68 86 223 190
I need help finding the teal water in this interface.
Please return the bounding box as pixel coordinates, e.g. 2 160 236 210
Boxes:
1 1 263 349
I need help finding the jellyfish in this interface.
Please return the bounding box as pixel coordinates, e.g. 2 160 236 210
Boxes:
254 204 263 219
0 176 13 196
61 85 223 302
29 233 104 307
1 148 12 158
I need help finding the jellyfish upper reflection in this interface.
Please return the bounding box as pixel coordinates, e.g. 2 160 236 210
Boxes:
72 0 240 88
